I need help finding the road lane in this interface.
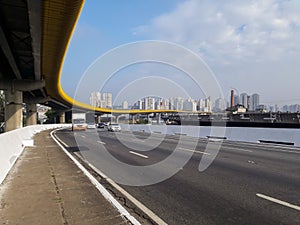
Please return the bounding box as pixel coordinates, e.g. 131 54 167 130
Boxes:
55 129 300 225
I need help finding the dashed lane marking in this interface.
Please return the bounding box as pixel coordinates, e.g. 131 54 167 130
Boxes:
178 147 211 155
256 193 300 211
129 151 149 159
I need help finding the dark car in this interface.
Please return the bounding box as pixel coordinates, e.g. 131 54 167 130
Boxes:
97 122 105 128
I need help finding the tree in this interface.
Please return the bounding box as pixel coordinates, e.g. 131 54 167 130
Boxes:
44 109 59 124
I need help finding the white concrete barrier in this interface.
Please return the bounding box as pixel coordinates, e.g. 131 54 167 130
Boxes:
0 124 71 184
120 124 300 147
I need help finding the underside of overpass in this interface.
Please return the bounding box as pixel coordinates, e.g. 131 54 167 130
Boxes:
0 0 182 132
0 0 84 131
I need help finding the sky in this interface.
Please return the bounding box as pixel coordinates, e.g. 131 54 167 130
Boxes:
62 0 300 107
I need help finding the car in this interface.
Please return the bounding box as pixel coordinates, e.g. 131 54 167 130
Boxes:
107 123 121 132
87 122 96 129
97 122 105 128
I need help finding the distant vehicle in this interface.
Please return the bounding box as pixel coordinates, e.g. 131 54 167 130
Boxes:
108 123 121 132
97 122 105 128
72 113 87 131
87 122 96 129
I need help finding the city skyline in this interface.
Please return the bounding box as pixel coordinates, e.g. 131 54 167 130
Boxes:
89 90 300 113
62 1 300 108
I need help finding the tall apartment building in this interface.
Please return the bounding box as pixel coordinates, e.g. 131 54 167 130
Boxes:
147 97 155 110
89 92 113 109
102 92 113 108
89 92 101 107
251 93 260 111
156 98 170 110
183 99 197 111
234 95 239 106
240 93 248 108
198 97 212 112
122 101 128 109
214 98 226 112
173 97 184 110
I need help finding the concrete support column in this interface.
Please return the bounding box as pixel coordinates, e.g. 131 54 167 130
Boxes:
59 111 65 124
26 103 37 125
147 114 151 124
158 113 161 124
97 116 101 123
4 90 23 132
131 114 136 124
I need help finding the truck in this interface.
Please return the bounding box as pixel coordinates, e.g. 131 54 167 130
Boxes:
72 113 87 131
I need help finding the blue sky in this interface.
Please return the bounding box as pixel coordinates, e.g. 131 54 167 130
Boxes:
62 0 300 106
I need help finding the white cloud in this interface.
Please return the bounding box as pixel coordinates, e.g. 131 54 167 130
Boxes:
134 0 300 105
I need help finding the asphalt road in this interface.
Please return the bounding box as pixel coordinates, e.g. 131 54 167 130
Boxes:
55 128 300 225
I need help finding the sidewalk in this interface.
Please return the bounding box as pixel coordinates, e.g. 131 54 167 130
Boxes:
0 130 129 225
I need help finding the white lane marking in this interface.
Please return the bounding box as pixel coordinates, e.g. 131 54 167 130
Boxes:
178 147 211 155
51 129 141 225
81 135 86 138
97 141 106 145
129 151 149 159
256 193 300 211
83 158 168 225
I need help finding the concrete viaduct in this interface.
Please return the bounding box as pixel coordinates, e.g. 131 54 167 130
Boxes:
0 0 192 133
0 0 85 131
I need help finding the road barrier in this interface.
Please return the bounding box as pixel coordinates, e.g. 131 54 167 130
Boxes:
120 124 300 147
0 124 71 184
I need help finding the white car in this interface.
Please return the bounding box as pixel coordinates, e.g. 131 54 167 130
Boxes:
108 123 121 132
87 123 96 129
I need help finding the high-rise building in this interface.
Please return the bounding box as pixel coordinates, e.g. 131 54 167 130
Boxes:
251 93 260 111
89 92 101 107
141 97 155 110
162 99 170 110
282 105 289 112
240 93 248 108
122 101 128 109
148 97 155 110
169 98 175 110
138 100 143 109
234 95 239 106
198 97 212 112
133 100 143 109
156 98 169 110
173 97 184 110
183 99 197 111
214 98 226 112
103 92 113 108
